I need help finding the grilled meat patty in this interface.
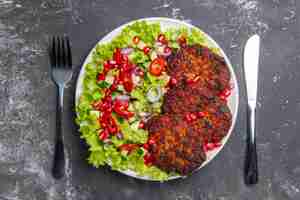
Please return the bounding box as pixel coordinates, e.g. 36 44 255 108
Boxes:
145 114 207 175
145 98 231 175
166 44 230 94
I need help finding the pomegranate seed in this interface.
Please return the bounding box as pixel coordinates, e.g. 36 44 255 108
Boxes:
214 143 222 148
205 143 215 151
97 73 106 81
122 54 129 63
109 60 117 66
197 111 208 118
104 61 110 70
108 126 117 134
157 34 167 44
137 69 144 76
219 88 231 101
169 77 178 86
143 143 150 150
138 121 145 129
106 107 112 113
164 46 172 54
223 89 231 97
132 36 140 45
148 138 156 145
190 113 197 120
143 46 151 55
197 111 205 118
185 113 192 122
99 130 109 141
144 153 154 166
203 144 208 152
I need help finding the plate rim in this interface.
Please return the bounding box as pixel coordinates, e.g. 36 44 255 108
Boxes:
75 17 239 181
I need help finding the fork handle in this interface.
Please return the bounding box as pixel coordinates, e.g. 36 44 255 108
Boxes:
52 85 65 179
244 103 258 185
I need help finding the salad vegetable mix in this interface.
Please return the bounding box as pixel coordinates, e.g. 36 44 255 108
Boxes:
75 21 215 180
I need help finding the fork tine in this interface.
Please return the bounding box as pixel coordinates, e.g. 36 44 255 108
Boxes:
49 36 56 67
61 36 66 67
66 36 72 68
56 37 61 67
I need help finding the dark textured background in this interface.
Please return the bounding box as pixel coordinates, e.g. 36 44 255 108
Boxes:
1 0 300 199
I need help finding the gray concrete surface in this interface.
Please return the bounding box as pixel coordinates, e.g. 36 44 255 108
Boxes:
0 0 300 199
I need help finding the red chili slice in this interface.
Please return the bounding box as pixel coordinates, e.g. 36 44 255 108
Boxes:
103 61 110 71
132 36 140 45
157 34 167 44
113 48 123 65
119 144 139 153
177 36 187 46
149 57 166 76
99 130 109 141
122 72 134 92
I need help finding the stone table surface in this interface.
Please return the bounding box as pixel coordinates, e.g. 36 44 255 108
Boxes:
1 0 300 200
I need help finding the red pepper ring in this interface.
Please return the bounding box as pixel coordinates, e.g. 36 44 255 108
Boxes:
113 100 134 119
157 34 167 44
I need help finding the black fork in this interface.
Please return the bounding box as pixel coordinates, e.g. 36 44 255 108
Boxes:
49 36 73 179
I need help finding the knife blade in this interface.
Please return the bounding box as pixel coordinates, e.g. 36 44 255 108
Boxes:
243 34 260 185
244 35 260 104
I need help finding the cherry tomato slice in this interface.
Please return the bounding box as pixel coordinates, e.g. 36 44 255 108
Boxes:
149 57 166 76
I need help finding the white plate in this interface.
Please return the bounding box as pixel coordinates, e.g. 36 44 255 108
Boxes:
75 17 239 181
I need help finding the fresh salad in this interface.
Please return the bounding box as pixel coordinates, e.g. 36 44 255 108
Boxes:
75 21 216 181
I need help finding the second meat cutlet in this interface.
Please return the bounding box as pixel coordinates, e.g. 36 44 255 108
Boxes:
145 98 231 175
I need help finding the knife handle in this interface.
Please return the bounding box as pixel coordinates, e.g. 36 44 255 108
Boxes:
244 103 258 185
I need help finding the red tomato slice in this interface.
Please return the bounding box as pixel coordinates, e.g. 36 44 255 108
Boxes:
149 57 166 76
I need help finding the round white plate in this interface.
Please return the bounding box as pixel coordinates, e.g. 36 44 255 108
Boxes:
75 17 239 181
